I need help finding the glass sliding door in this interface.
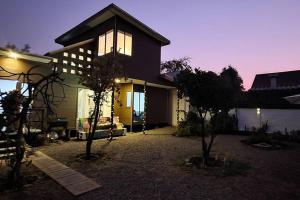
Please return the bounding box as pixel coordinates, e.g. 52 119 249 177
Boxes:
133 92 145 124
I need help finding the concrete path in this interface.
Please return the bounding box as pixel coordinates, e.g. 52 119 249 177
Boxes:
31 151 101 196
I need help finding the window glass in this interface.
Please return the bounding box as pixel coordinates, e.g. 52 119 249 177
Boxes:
79 55 84 60
79 48 84 53
98 34 105 56
117 31 125 54
125 33 132 56
126 92 131 107
106 30 114 54
71 54 76 58
63 52 68 57
63 60 68 65
87 50 92 54
133 92 145 123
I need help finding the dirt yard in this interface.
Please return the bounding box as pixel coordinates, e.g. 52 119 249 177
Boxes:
2 127 300 200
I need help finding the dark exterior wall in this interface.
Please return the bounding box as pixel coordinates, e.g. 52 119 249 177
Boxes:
57 16 169 85
115 17 162 85
146 86 170 125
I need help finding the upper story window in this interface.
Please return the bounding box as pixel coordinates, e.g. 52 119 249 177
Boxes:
117 31 132 56
98 30 114 56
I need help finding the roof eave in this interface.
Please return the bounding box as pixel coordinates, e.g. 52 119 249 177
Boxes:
55 4 170 46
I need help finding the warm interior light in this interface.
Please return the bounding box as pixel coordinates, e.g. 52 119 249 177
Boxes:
9 51 18 59
115 78 121 83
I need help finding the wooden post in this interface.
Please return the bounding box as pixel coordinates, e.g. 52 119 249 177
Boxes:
142 82 147 134
110 85 115 140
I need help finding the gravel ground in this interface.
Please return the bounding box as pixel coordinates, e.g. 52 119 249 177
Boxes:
2 127 300 200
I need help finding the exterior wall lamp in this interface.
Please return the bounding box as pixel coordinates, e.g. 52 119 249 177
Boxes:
9 51 18 59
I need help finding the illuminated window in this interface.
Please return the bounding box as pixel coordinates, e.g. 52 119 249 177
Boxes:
87 65 91 68
87 57 91 62
79 48 84 53
63 52 68 57
63 68 67 73
126 92 131 107
79 55 84 60
87 50 92 54
117 31 132 56
98 30 114 56
78 64 83 68
53 58 58 63
70 69 76 74
71 53 76 59
78 70 82 75
71 61 76 66
63 60 68 65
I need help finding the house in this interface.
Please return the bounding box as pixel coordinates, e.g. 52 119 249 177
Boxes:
0 4 191 134
233 70 300 133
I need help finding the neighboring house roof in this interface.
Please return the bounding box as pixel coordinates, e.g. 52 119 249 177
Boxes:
251 70 300 90
0 47 53 63
55 3 170 46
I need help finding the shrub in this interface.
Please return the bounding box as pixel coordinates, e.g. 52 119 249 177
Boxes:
176 111 201 137
212 112 237 134
248 132 271 144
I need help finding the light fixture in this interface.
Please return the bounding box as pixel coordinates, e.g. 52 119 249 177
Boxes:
115 78 121 83
256 108 261 115
9 51 18 59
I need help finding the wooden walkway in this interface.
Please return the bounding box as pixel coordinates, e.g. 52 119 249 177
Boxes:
31 151 101 196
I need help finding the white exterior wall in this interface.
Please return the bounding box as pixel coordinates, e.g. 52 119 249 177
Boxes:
231 108 300 133
170 89 190 126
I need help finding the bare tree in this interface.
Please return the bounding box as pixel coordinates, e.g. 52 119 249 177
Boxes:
0 64 65 188
79 53 124 160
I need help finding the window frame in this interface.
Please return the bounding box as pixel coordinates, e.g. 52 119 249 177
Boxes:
98 29 114 56
117 30 132 56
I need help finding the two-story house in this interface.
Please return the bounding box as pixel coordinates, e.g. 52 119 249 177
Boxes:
45 4 189 131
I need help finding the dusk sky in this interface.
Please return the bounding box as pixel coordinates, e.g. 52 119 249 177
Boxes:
1 0 300 89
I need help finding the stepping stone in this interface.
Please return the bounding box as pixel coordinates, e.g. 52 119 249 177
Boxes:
31 151 101 196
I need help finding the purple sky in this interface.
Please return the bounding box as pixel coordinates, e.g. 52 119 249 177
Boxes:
1 0 300 89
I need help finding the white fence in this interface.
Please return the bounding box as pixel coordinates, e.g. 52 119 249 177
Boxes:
231 108 300 133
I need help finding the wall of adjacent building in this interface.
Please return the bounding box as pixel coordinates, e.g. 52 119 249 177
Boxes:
169 88 190 126
231 108 300 133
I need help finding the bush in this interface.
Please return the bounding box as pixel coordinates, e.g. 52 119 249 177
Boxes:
272 130 300 143
212 112 237 134
248 132 271 144
176 111 201 137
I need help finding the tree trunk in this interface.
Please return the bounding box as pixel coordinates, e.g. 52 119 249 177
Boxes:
198 109 209 166
86 96 100 159
10 93 31 187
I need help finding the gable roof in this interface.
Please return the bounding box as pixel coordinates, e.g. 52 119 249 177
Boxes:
55 4 170 46
251 70 300 90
